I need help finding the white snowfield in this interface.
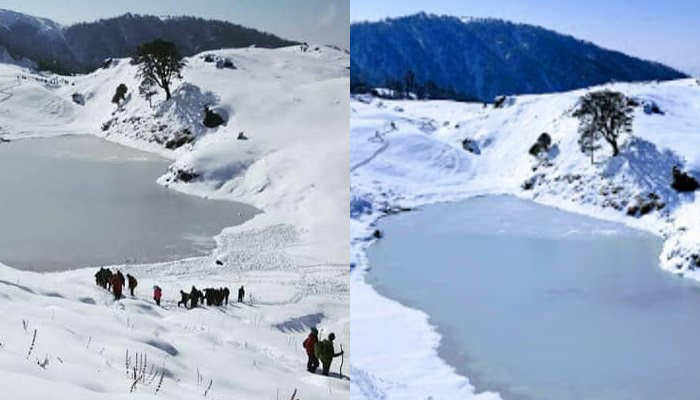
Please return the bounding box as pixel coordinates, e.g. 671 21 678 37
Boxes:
0 45 349 399
350 79 700 399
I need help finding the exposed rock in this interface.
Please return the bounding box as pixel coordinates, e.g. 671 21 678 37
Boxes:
203 106 225 128
203 54 215 63
165 131 194 149
112 83 128 105
174 169 200 183
71 92 85 105
521 173 545 190
553 174 581 184
529 132 552 157
626 192 665 217
493 95 506 108
626 205 639 216
101 118 114 131
351 196 372 218
493 95 514 108
237 132 249 140
216 58 236 69
536 132 552 148
101 58 113 69
671 166 699 192
643 100 664 115
372 229 383 239
462 138 480 154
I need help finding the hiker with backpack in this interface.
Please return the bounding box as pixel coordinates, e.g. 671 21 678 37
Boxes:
314 332 343 376
109 273 123 300
116 270 125 291
95 267 111 288
303 327 320 373
190 286 200 308
127 274 138 296
178 290 190 308
153 285 162 306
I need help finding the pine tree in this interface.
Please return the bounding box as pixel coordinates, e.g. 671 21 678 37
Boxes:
404 70 415 97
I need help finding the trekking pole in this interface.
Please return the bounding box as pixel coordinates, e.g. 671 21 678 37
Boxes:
339 344 344 379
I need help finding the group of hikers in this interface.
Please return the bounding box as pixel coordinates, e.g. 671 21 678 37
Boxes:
94 267 139 300
303 327 344 376
95 267 243 309
16 74 71 87
95 268 343 376
177 285 244 309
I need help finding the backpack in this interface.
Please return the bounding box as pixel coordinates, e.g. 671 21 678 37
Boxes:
314 339 333 362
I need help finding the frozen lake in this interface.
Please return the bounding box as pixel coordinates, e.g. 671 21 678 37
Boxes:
367 195 700 400
0 135 258 271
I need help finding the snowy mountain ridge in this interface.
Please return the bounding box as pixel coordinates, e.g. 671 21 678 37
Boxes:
351 13 688 101
350 78 700 399
0 8 63 31
0 9 297 73
0 44 349 399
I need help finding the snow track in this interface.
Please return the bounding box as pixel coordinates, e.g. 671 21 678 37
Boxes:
0 80 19 102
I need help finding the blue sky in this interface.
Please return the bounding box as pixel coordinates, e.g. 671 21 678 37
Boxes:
352 0 700 75
1 0 349 47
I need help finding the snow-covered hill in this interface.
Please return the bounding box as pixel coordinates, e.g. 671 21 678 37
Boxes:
350 78 700 399
0 44 349 399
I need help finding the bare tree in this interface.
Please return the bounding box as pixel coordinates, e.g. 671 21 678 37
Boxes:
133 39 185 101
573 90 634 162
139 79 158 108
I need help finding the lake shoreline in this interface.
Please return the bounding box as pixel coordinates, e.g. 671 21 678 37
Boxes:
361 194 700 400
0 134 260 272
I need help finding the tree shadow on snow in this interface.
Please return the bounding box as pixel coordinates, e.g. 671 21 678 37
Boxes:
157 83 222 135
603 136 695 209
0 279 36 294
273 313 325 333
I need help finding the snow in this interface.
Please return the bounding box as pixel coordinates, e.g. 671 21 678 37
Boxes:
350 79 700 398
0 44 349 399
0 8 64 33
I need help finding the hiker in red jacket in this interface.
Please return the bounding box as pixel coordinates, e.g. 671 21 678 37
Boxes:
303 327 319 373
153 285 162 306
110 274 123 300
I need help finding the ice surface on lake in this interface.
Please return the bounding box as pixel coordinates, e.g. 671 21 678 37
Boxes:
0 135 258 271
368 195 700 400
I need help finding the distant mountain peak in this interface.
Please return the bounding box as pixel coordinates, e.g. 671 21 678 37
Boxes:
0 8 63 32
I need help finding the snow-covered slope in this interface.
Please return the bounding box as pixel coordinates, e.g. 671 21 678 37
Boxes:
0 44 349 399
350 78 700 399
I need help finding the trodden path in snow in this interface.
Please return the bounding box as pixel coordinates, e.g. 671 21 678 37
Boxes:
0 222 350 399
0 80 20 102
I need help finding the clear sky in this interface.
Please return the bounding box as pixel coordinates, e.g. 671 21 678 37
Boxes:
351 0 700 75
1 0 349 48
